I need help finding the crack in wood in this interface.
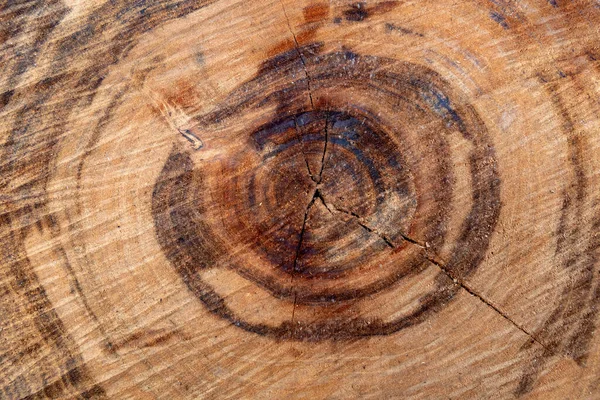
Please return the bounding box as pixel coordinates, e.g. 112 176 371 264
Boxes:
291 115 318 182
316 112 329 183
289 188 318 332
288 108 330 331
279 0 315 109
316 193 554 354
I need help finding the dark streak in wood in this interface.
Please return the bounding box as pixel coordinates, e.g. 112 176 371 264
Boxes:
384 22 424 36
0 0 219 397
515 74 600 396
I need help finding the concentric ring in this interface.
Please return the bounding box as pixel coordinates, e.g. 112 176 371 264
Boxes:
151 46 501 339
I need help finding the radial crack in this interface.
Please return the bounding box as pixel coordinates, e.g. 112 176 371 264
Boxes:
356 221 395 248
429 258 554 355
315 189 334 214
278 0 321 185
289 187 319 336
316 195 553 352
292 115 318 183
278 0 315 109
291 189 318 279
316 112 329 183
321 199 396 248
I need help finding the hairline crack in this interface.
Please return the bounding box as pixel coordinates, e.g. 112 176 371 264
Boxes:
316 192 555 354
278 0 315 109
289 187 319 337
269 17 552 353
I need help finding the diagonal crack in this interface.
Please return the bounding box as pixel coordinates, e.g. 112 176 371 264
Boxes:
425 257 553 354
320 198 397 248
317 193 554 353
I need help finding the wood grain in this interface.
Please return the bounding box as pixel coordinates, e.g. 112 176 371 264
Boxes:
1 0 600 398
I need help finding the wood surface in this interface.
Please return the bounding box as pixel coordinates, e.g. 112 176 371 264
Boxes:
1 0 600 398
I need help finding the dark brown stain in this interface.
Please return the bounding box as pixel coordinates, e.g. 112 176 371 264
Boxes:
538 47 600 82
151 45 501 341
0 89 14 109
370 1 400 14
165 79 202 110
265 39 296 60
342 1 399 22
296 27 319 45
343 2 369 21
303 3 330 23
20 366 106 400
0 210 106 398
131 57 164 89
0 0 69 93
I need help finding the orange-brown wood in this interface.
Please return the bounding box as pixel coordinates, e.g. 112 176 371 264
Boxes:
1 0 600 398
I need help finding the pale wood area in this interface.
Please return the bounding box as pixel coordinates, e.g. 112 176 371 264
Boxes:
1 0 600 399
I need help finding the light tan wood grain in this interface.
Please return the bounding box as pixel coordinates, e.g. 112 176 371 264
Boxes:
1 0 600 398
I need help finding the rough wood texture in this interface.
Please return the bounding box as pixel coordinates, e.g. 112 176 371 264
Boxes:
1 0 600 398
